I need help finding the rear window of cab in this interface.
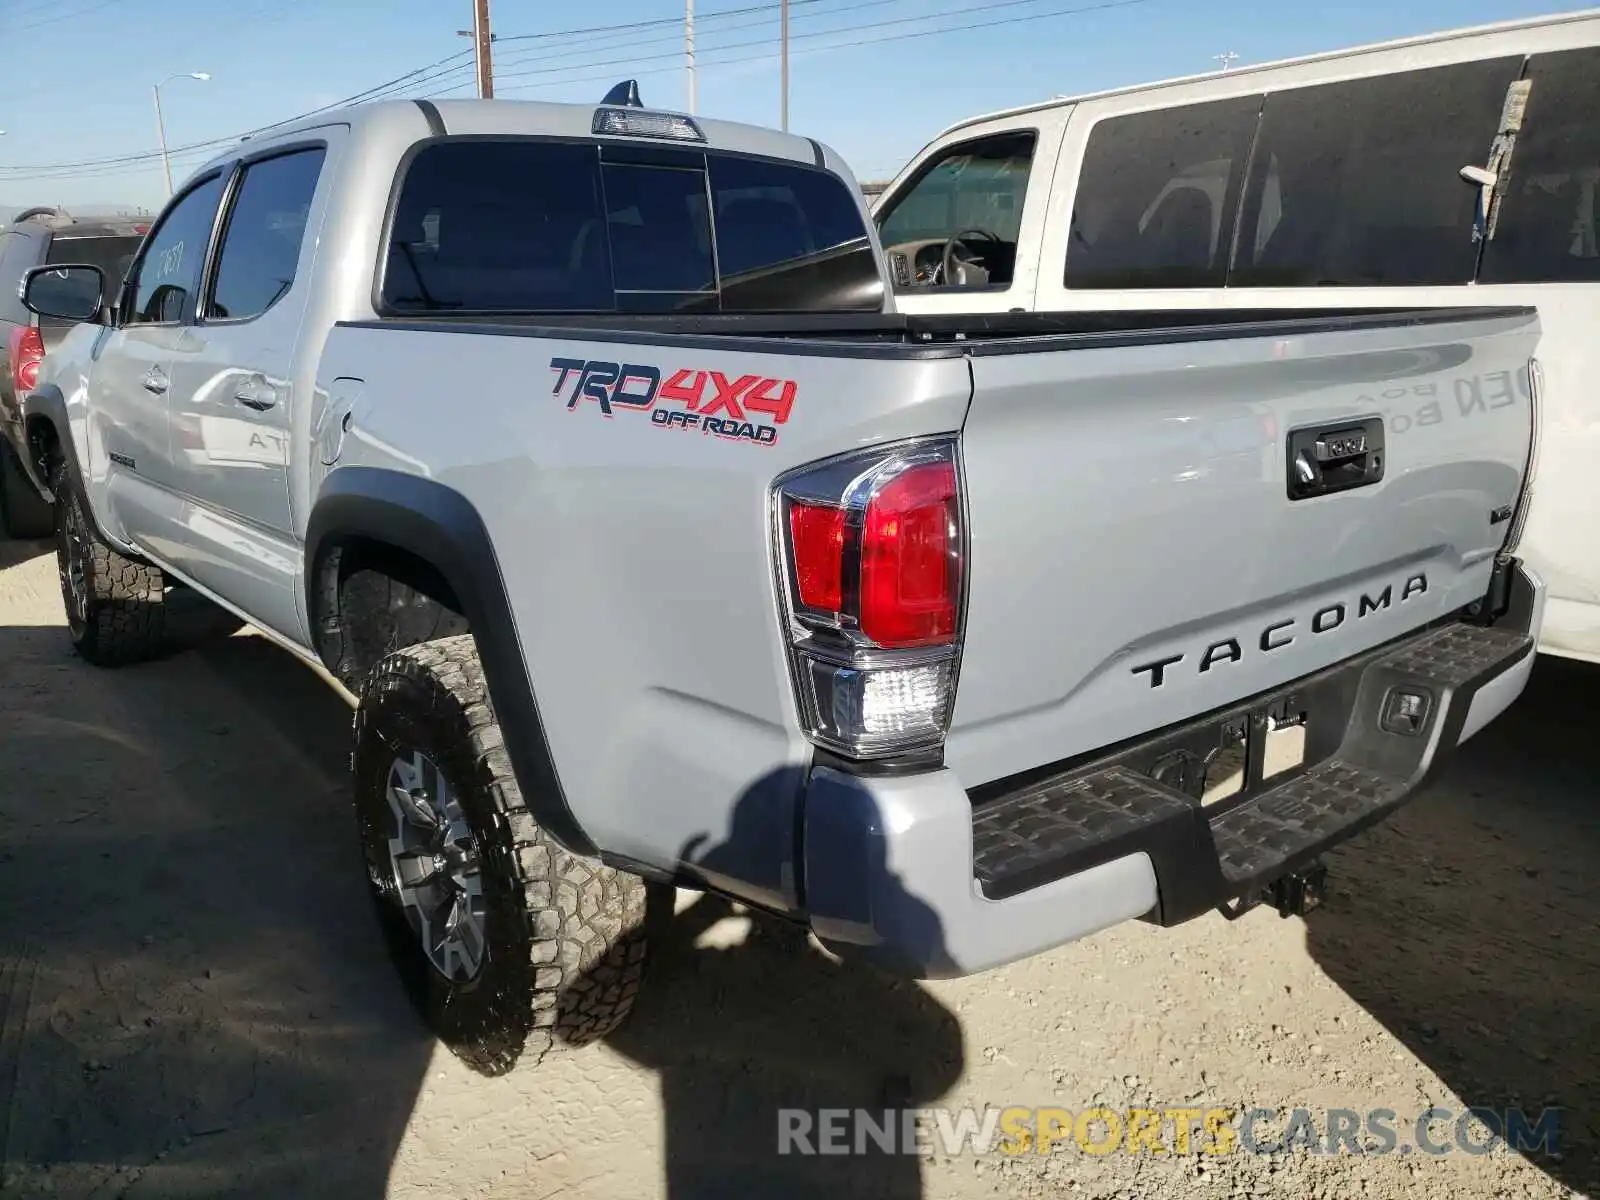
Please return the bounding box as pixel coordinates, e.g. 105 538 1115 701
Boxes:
381 138 885 315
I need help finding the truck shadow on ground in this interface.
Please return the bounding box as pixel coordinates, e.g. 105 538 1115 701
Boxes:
2 600 966 1199
0 537 51 571
1306 655 1600 1193
0 610 430 1199
580 790 965 1200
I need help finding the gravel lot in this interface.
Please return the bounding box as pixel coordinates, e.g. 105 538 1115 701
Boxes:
0 536 1595 1200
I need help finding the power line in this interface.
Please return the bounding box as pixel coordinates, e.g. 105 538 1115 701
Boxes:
4 0 1151 182
493 0 1147 88
485 0 899 77
0 0 841 176
0 49 474 177
8 0 127 34
0 0 822 175
496 0 1149 97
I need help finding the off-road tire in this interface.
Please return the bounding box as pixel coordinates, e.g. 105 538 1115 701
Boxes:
353 634 648 1075
52 464 166 665
1 440 53 539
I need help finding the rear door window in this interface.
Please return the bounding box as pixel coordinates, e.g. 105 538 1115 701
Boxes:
1064 97 1261 290
1233 59 1522 286
206 146 326 320
1479 48 1600 284
381 138 883 314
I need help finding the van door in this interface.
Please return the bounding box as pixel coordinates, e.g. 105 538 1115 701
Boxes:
1476 45 1600 661
874 109 1069 314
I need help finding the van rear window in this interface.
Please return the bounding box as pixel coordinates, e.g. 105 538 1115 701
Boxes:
381 138 884 314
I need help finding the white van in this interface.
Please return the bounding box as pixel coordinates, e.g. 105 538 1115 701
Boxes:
873 9 1600 664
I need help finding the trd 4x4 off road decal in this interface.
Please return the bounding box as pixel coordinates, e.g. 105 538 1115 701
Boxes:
549 357 795 447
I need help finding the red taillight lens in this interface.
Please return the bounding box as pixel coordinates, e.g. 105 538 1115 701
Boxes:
775 439 964 759
859 461 958 648
10 326 44 395
775 439 965 759
788 501 846 612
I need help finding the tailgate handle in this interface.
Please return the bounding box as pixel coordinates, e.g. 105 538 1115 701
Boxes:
1286 416 1385 501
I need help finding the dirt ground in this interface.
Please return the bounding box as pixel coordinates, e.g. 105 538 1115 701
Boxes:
0 534 1596 1200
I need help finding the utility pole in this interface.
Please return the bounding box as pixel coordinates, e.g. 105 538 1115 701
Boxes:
457 0 495 98
474 0 495 98
1213 50 1239 72
454 5 496 97
686 0 696 113
780 0 789 131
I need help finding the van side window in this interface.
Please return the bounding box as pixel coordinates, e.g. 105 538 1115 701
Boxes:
875 131 1036 289
1480 48 1600 284
1234 59 1522 286
1064 96 1261 290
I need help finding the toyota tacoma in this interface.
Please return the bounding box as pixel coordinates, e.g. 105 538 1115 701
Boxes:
13 87 1545 1075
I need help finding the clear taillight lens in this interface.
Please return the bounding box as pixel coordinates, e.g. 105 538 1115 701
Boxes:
774 438 964 759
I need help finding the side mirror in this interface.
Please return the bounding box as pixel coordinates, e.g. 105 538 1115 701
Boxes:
21 263 106 323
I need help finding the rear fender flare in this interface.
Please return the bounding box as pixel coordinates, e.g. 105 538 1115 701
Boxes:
304 466 596 857
17 384 121 546
19 384 75 500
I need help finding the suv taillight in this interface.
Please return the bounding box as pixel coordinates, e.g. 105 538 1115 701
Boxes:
9 325 44 396
774 437 965 759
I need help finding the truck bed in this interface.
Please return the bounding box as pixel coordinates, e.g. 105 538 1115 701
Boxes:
315 301 1539 934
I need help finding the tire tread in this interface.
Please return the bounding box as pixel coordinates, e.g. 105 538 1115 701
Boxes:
356 633 647 1075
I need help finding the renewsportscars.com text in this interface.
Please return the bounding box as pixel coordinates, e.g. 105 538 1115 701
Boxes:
777 1105 1562 1159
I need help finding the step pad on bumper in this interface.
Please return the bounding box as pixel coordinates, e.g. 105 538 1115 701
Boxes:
969 618 1534 921
972 768 1190 899
1209 759 1397 884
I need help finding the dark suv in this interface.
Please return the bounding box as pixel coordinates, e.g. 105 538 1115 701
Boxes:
0 208 147 537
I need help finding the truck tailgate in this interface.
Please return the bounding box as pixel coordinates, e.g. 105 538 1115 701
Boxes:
947 310 1539 787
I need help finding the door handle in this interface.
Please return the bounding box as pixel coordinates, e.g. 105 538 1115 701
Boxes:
142 366 168 394
234 374 277 412
1286 417 1386 501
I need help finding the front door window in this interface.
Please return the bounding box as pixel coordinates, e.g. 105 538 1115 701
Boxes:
875 131 1036 291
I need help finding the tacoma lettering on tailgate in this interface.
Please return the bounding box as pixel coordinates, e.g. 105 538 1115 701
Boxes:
1130 572 1429 688
549 357 795 447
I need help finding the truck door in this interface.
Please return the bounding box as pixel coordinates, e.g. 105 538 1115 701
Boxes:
163 145 328 646
91 172 227 550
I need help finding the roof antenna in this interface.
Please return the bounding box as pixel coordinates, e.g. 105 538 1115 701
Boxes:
601 79 644 108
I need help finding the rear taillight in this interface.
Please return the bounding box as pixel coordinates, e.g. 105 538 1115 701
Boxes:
774 438 964 759
9 326 44 396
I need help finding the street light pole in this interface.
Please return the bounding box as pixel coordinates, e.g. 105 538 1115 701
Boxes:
153 72 210 197
153 84 172 195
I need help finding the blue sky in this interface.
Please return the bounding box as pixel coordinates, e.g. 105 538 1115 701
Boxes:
0 0 1592 210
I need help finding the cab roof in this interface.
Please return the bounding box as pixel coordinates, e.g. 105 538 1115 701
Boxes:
196 96 833 177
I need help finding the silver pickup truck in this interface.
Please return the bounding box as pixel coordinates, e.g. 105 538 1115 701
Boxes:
15 87 1544 1077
